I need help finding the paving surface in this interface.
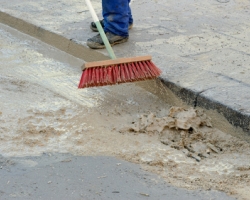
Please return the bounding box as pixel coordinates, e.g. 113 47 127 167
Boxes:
1 0 250 133
0 154 236 200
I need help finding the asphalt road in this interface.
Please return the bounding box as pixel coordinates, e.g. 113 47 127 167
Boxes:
0 154 236 200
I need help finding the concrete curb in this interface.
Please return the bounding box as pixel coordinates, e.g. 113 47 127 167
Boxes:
1 11 249 134
161 78 250 133
0 11 108 62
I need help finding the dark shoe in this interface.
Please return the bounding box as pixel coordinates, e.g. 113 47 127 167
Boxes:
90 19 104 32
90 19 133 32
87 32 128 49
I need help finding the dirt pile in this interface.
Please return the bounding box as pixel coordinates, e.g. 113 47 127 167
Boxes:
128 107 249 162
121 106 250 199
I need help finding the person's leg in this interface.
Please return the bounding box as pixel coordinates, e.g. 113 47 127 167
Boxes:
128 0 133 26
90 0 133 32
102 0 129 36
87 0 131 49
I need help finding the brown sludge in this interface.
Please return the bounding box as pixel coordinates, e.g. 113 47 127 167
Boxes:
122 106 250 200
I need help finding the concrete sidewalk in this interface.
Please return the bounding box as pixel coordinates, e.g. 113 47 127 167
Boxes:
1 0 250 134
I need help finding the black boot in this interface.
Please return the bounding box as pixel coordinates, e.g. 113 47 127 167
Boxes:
87 32 128 49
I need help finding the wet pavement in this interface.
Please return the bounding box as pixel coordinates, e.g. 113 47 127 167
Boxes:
0 23 240 200
0 0 250 133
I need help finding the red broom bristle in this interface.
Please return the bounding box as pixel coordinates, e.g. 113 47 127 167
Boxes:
131 62 140 81
84 70 89 87
93 67 97 86
123 63 130 81
79 70 87 88
148 60 161 77
78 70 86 88
103 67 108 84
107 66 113 84
148 61 158 77
96 67 100 86
91 67 96 86
78 58 161 88
138 61 147 80
139 61 150 78
117 65 122 83
146 62 154 76
112 65 116 84
88 68 93 87
128 63 136 81
120 63 126 82
138 62 146 80
99 67 104 86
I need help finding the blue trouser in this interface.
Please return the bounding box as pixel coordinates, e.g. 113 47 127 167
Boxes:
102 0 133 36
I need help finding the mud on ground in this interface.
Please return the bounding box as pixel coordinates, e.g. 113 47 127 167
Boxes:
0 76 249 200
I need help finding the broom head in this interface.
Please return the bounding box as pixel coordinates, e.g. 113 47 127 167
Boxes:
78 55 161 88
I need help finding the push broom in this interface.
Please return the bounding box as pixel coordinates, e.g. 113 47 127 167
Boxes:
78 0 161 89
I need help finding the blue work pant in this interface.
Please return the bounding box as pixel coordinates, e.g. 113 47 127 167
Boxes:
102 0 133 36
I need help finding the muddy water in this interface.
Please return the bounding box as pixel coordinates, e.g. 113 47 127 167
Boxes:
0 24 250 200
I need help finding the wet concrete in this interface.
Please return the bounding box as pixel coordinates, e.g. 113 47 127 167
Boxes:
0 0 250 133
